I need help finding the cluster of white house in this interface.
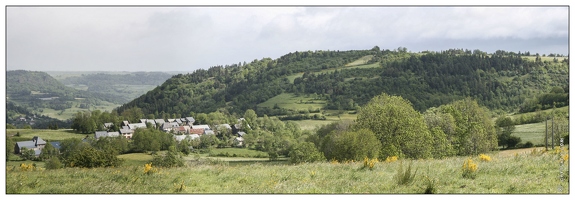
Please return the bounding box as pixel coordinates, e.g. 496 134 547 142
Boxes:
14 117 250 157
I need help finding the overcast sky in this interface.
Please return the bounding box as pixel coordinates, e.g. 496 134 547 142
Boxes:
6 6 569 72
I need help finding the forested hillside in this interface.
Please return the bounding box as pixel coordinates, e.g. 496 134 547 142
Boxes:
117 47 569 117
6 70 120 123
6 70 115 108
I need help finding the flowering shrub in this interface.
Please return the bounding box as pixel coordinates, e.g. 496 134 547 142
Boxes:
479 154 491 162
20 163 36 171
385 156 398 163
330 158 339 164
363 157 379 170
462 158 477 179
144 163 158 175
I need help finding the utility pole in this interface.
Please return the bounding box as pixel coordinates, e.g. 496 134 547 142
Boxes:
551 115 554 149
545 117 548 151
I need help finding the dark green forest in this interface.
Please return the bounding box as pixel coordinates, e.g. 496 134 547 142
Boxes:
118 47 568 118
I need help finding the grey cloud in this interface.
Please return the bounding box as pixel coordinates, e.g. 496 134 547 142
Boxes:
6 6 569 72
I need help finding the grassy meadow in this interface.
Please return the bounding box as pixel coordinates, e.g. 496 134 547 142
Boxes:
5 129 90 141
5 147 569 194
257 93 326 111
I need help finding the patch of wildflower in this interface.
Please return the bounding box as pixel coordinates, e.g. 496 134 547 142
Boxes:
143 163 158 175
462 158 478 179
385 156 398 163
562 154 569 162
19 163 36 171
330 158 339 164
479 154 491 162
363 157 379 170
309 170 316 178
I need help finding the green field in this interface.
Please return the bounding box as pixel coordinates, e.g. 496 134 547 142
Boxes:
258 93 326 111
5 129 90 141
513 122 546 145
6 148 569 194
509 106 569 121
40 101 120 121
286 55 380 83
345 55 374 66
523 56 565 62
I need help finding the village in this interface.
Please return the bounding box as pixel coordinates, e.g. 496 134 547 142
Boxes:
13 116 251 157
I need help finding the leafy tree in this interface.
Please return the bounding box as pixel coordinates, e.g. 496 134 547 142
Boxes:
62 145 123 168
40 141 59 161
45 157 63 170
20 147 36 161
92 136 130 155
151 146 184 168
131 128 163 152
356 93 433 159
438 98 498 155
6 136 15 161
243 109 258 127
6 124 16 129
199 134 219 149
288 142 325 164
495 116 516 149
329 129 381 161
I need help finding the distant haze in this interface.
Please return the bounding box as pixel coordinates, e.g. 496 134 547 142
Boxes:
7 6 569 72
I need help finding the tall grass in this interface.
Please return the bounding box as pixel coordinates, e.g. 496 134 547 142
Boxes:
5 149 568 194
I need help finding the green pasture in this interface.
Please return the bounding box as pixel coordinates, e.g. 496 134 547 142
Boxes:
257 93 326 111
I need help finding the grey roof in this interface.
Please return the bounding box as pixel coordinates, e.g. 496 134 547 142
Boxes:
16 141 37 150
120 129 134 134
95 131 109 139
32 136 46 146
238 131 246 137
204 130 215 135
122 126 130 130
167 119 175 122
175 119 182 124
104 123 113 128
185 117 195 123
122 121 130 126
155 119 165 125
140 119 147 123
128 123 147 130
193 124 211 130
50 141 62 150
108 132 120 137
162 122 179 129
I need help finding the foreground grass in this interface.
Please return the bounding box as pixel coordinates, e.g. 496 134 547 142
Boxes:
6 148 568 194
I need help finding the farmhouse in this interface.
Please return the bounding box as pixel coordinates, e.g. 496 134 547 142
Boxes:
14 136 46 156
120 129 134 139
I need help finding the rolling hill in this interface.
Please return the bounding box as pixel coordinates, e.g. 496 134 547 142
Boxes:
115 47 568 118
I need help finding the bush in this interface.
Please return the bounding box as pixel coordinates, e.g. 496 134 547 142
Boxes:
462 158 478 179
151 146 185 168
506 136 522 149
45 157 63 170
523 141 534 148
288 142 325 164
